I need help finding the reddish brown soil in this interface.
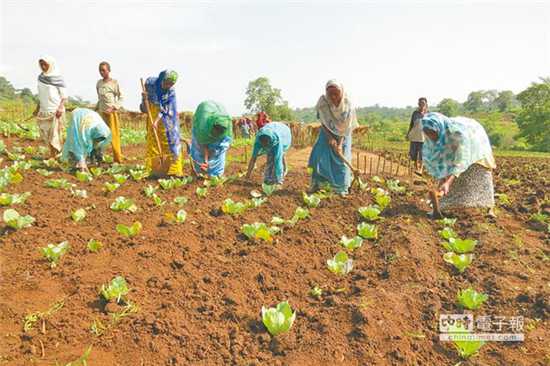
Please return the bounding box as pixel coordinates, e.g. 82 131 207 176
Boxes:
0 137 548 366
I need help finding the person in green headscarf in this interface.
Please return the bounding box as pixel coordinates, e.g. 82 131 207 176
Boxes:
189 101 233 176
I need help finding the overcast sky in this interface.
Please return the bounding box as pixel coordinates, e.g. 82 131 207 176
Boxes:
1 0 549 115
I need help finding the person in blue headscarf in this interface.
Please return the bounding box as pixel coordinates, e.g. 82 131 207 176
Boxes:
61 108 111 172
140 70 183 176
308 80 358 195
189 100 233 177
421 112 496 214
246 122 292 185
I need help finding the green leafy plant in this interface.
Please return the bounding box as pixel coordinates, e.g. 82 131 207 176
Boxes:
100 276 129 303
289 207 309 225
357 222 378 240
439 227 458 240
103 182 120 193
248 197 267 208
87 239 103 253
373 191 391 210
221 198 248 215
204 176 228 187
151 194 166 207
23 299 64 332
358 205 381 221
45 178 75 190
443 252 473 273
448 325 485 359
241 222 280 242
173 196 188 206
386 179 406 193
71 188 88 198
302 192 321 208
90 167 104 177
436 217 457 227
36 168 53 177
457 288 488 310
495 193 512 206
71 208 87 222
55 345 93 366
164 209 187 224
112 174 128 184
357 177 368 191
40 241 69 267
129 169 148 181
261 301 296 336
0 192 31 206
327 251 353 275
116 222 142 238
3 208 35 229
442 237 478 254
159 177 187 190
339 235 364 250
271 216 286 225
262 183 277 196
196 187 208 198
143 184 158 198
530 212 548 224
110 197 138 213
75 171 93 182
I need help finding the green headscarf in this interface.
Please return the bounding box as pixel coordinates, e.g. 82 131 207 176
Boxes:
192 101 233 145
164 70 178 83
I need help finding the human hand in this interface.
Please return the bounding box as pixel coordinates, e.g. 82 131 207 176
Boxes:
55 108 63 119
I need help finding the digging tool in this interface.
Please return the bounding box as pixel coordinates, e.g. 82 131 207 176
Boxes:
429 189 444 219
140 78 166 169
330 144 361 191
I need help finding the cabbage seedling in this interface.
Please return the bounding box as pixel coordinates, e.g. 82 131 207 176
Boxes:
357 177 368 191
103 182 120 193
339 235 364 250
386 179 406 193
261 301 296 336
373 192 391 210
116 222 142 238
241 222 280 242
112 174 128 184
248 197 267 208
36 169 53 177
442 238 477 254
100 276 129 303
151 194 166 207
289 207 309 225
436 217 457 227
87 239 103 253
71 208 87 222
262 183 277 196
443 252 473 273
439 227 458 240
357 222 378 240
456 288 488 310
530 212 548 224
309 286 323 298
196 187 208 198
204 176 228 187
221 198 248 215
327 251 353 275
302 192 321 208
40 241 69 268
45 178 75 190
3 208 35 229
173 196 188 206
143 184 158 197
90 167 104 177
0 192 31 206
271 216 286 225
164 209 187 224
110 197 138 213
447 325 485 359
71 188 88 198
358 205 381 221
75 171 93 182
129 169 148 181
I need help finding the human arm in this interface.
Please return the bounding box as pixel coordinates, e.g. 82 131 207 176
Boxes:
245 155 257 179
55 86 67 118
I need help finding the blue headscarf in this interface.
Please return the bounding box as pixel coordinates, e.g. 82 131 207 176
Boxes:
145 70 181 157
421 112 494 179
252 122 292 183
62 108 111 163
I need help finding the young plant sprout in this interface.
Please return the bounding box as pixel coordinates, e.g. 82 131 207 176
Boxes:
241 222 280 242
495 193 512 206
221 198 248 215
309 285 323 298
456 288 488 310
143 184 158 198
262 183 277 196
204 176 228 187
339 235 364 250
261 301 296 336
373 191 391 211
358 205 381 221
103 182 121 193
439 227 458 240
71 188 88 198
45 178 75 190
110 197 138 213
112 174 128 184
151 194 166 207
90 167 104 177
2 208 35 229
357 177 368 191
129 169 148 181
530 212 548 224
448 324 485 359
36 168 53 177
248 197 267 208
442 238 478 254
357 222 378 240
443 252 473 273
164 209 187 224
0 192 31 206
100 276 129 303
75 171 93 182
87 239 103 253
289 207 310 225
327 251 353 275
386 179 406 193
173 196 188 206
40 241 69 268
116 222 142 238
271 216 286 225
436 217 457 227
71 208 87 222
196 187 208 198
302 192 321 208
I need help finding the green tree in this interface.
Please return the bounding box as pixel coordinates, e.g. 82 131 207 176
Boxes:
493 90 516 112
244 77 293 120
437 98 461 117
0 76 16 99
463 91 486 112
515 78 550 151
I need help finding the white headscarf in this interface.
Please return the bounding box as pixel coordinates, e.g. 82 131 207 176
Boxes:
38 55 66 87
315 79 358 137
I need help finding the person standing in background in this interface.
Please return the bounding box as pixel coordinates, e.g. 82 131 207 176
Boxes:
33 56 67 158
96 61 123 163
255 111 270 130
407 97 428 174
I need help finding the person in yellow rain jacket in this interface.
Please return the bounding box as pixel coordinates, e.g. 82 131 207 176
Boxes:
96 61 123 163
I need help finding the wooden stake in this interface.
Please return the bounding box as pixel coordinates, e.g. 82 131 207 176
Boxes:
363 155 367 175
382 156 386 175
369 156 373 175
376 155 381 175
356 152 360 169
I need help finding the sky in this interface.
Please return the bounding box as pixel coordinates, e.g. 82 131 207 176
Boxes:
1 0 549 115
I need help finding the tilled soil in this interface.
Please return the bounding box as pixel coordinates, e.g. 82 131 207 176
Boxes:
0 137 548 366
